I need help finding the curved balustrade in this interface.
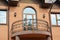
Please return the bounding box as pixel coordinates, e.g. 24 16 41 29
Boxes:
11 19 51 37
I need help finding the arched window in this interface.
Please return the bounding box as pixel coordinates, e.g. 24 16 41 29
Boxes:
23 7 37 30
23 7 36 20
23 8 35 14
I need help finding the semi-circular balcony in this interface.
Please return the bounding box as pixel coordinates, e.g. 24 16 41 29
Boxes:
11 19 51 37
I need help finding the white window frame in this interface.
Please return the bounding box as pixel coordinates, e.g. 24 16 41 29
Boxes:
50 13 60 26
0 10 7 24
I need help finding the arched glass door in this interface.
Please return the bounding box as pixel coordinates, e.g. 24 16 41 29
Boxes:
23 7 37 30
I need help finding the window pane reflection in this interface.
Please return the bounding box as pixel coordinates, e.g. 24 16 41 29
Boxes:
58 21 60 25
51 14 56 25
57 14 60 25
0 11 6 24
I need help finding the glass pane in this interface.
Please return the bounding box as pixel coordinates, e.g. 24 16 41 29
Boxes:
23 15 25 19
27 15 32 30
0 11 6 24
57 14 60 19
23 8 35 14
58 21 60 25
34 15 36 19
33 17 36 27
57 14 60 25
23 15 26 26
51 14 56 25
27 15 32 25
33 20 36 27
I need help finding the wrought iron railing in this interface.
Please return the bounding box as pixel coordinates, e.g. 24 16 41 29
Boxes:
11 19 51 34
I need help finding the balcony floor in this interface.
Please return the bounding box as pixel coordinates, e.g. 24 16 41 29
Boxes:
12 30 51 37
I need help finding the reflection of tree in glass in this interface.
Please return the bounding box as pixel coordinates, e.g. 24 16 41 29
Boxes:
28 19 32 26
28 19 32 30
24 18 26 26
23 18 27 30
